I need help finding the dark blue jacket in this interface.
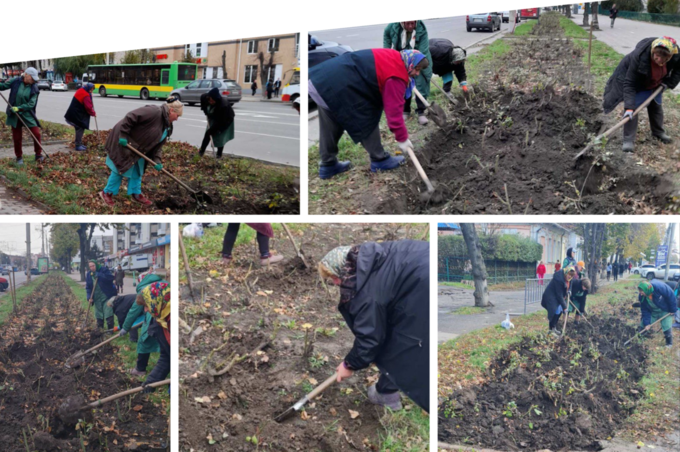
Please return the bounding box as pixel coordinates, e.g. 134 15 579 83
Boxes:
310 49 385 143
639 279 678 326
64 88 93 130
86 266 118 300
6 77 41 128
338 240 430 412
541 269 568 319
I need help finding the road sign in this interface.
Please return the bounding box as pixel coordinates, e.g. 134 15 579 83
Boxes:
655 245 668 267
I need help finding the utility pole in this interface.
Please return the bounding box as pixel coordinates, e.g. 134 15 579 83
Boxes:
664 223 676 281
26 223 31 283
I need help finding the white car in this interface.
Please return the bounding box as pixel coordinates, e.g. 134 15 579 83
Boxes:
643 264 680 280
51 80 67 92
633 264 656 275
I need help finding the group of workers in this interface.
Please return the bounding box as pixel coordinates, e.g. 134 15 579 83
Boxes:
309 20 468 180
85 260 171 391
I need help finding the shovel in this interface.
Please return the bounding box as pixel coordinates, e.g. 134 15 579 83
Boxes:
65 321 143 369
81 279 98 329
412 87 448 129
623 312 673 346
0 92 50 158
574 85 665 160
125 143 213 207
281 223 308 269
94 116 100 141
406 144 435 196
274 373 337 422
430 78 459 106
568 299 593 327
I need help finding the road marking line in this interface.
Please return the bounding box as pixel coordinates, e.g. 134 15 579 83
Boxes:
184 124 299 140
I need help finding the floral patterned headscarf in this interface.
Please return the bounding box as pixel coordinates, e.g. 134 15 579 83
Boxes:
140 281 171 329
320 246 352 278
400 50 426 100
651 36 679 58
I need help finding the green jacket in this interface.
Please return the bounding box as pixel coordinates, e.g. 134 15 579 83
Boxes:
123 303 160 355
92 279 114 320
0 77 40 128
383 22 433 97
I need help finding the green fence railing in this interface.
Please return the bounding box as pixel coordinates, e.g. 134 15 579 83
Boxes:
599 7 680 26
438 257 538 285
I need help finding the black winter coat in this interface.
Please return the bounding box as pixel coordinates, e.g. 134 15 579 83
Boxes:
200 95 235 136
569 278 588 306
541 269 568 320
603 37 680 113
429 38 467 82
338 240 430 412
111 294 136 325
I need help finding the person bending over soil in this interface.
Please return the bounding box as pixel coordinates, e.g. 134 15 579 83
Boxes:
86 260 116 330
136 276 171 392
198 88 235 158
541 266 576 337
309 49 429 179
221 223 284 266
637 280 677 348
568 277 591 324
429 38 468 94
107 294 139 342
603 36 679 153
318 240 430 412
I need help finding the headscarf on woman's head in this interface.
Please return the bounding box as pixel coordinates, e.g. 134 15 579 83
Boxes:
137 271 162 293
165 96 184 116
89 259 100 271
84 82 95 92
139 281 171 329
567 247 573 258
563 265 576 281
319 246 352 278
400 50 426 100
651 36 679 58
208 87 222 102
451 47 467 64
638 281 654 300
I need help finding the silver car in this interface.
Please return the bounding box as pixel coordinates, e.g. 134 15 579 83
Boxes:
171 79 242 106
467 12 502 32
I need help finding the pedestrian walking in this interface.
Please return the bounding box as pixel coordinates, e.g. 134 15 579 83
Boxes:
85 260 116 330
115 264 125 294
536 260 546 285
613 262 619 282
198 88 235 158
603 36 679 153
266 81 274 99
274 79 281 97
309 49 429 179
251 80 257 96
99 97 183 207
64 82 96 151
221 223 284 266
0 67 44 165
637 280 677 348
318 240 430 412
428 38 468 94
609 5 619 28
383 21 433 125
542 266 576 337
607 263 612 281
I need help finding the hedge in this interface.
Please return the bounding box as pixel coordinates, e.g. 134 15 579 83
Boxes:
439 234 543 263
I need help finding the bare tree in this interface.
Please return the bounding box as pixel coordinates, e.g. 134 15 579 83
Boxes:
222 50 228 79
460 224 490 307
591 2 600 29
583 2 591 26
257 50 276 99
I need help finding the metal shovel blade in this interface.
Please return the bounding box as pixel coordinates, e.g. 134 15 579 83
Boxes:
65 351 86 369
274 398 306 423
194 191 213 205
429 102 448 129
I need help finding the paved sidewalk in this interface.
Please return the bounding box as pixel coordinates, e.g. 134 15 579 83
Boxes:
438 272 633 343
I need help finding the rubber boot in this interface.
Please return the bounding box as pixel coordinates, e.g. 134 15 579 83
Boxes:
664 330 673 348
106 316 115 330
622 141 634 153
96 318 105 330
367 384 402 410
653 132 673 144
370 155 405 172
319 161 352 180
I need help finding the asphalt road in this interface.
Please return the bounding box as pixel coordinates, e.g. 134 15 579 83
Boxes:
310 15 514 52
35 91 301 166
0 271 29 297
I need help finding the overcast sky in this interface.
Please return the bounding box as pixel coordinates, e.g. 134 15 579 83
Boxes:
0 224 52 255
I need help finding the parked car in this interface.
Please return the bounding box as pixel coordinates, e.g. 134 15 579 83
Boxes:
643 264 680 280
467 12 502 32
171 79 242 106
0 267 9 275
308 34 353 68
25 268 40 276
51 80 67 92
0 277 8 292
37 79 52 91
632 263 656 275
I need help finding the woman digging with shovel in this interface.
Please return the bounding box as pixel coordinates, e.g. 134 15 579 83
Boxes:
0 67 45 165
85 260 116 330
636 280 678 348
136 275 171 393
318 240 430 412
603 36 679 153
541 266 576 337
198 87 235 158
99 97 184 207
308 49 429 179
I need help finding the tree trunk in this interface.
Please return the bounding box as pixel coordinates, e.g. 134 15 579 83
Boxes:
591 2 600 29
583 3 590 26
460 224 490 307
565 5 572 18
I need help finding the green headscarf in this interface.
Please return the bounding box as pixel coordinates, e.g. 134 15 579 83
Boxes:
320 246 352 277
638 281 654 300
88 259 101 271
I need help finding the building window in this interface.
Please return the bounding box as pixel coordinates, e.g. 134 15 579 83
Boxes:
247 40 257 54
196 43 202 58
244 65 258 84
295 33 300 57
268 38 279 52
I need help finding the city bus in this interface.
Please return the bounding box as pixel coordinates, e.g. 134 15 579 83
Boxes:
280 67 300 102
83 62 198 100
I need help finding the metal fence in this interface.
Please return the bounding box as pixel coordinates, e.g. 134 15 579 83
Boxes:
438 257 538 285
524 277 552 314
599 7 680 26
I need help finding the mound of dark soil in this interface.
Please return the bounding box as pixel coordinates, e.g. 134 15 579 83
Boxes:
439 316 647 451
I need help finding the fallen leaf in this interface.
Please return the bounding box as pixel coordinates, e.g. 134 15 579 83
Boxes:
132 405 143 412
308 378 318 385
349 410 360 419
218 391 227 400
300 410 310 420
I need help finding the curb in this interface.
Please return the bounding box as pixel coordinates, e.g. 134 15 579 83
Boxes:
0 139 70 151
0 174 52 213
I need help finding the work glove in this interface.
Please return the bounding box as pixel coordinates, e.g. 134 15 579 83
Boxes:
119 138 128 147
142 381 155 394
623 110 634 120
118 328 128 337
11 106 19 112
460 81 469 93
397 139 413 154
154 163 163 171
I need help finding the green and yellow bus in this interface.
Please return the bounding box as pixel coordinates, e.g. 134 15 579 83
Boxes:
83 62 198 100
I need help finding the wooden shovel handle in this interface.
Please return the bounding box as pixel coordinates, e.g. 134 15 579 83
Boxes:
431 79 458 105
412 87 431 108
80 321 143 355
125 144 197 194
406 146 435 193
625 312 673 345
86 379 171 408
281 224 308 268
0 92 48 156
307 373 338 401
